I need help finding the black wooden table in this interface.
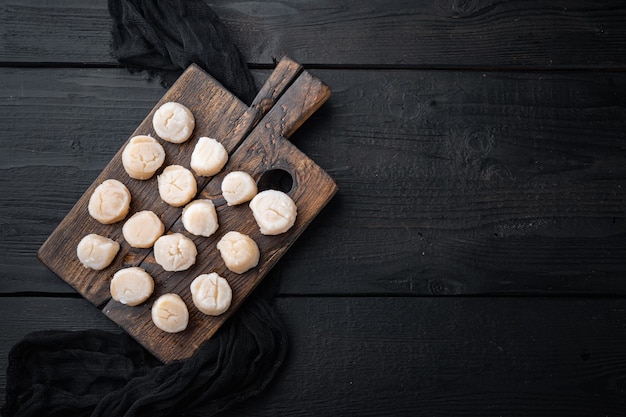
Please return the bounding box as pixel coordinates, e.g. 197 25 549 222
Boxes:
2 1 626 415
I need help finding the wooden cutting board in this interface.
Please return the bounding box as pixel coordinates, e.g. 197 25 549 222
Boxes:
38 57 337 362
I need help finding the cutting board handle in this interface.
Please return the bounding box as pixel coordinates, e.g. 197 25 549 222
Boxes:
228 56 330 149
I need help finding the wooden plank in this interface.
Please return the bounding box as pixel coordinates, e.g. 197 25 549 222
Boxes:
3 68 626 296
0 68 165 294
2 296 626 415
2 0 626 68
104 127 336 361
216 0 626 69
282 68 626 295
104 69 334 361
33 58 315 303
0 0 110 64
227 297 626 416
37 60 335 362
281 227 626 296
37 64 248 306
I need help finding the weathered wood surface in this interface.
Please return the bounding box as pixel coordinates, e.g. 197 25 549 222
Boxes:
1 296 625 416
4 68 626 296
38 61 335 362
37 65 248 306
1 0 626 68
2 0 626 414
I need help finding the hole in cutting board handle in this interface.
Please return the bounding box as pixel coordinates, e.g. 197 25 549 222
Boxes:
257 169 294 193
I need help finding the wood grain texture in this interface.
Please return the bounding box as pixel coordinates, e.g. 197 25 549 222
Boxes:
37 61 335 362
37 65 248 306
104 127 336 361
2 0 626 68
3 1 626 415
0 68 165 294
2 296 626 416
3 68 626 296
281 69 626 295
104 70 335 361
224 297 626 416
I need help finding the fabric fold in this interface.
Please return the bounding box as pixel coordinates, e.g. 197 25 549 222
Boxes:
108 0 257 104
3 285 287 416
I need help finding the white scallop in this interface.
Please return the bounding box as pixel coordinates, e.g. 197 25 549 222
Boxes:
249 189 297 235
182 200 219 237
221 171 257 206
76 234 120 270
190 273 232 316
216 231 260 274
190 137 228 177
110 267 154 306
151 293 189 333
122 210 164 248
153 233 197 272
157 165 197 207
152 102 195 144
121 135 165 180
88 179 131 224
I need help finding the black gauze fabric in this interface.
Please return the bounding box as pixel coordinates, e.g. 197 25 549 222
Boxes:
2 289 287 417
2 1 288 416
108 0 257 104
